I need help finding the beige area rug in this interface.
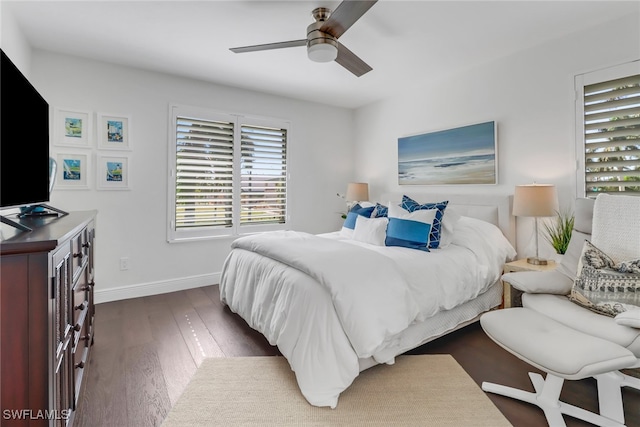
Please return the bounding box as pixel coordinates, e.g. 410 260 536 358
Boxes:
162 355 511 426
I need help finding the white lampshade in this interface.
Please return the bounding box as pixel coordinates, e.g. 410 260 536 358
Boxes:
308 43 337 63
345 182 369 202
513 184 558 217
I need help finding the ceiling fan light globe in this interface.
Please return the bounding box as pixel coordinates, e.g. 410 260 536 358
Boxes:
308 43 338 63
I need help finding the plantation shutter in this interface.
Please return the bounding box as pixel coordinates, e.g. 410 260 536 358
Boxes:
240 123 287 225
582 73 640 196
175 116 234 228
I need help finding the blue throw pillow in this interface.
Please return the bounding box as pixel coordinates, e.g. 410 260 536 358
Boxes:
342 204 375 230
384 204 437 251
372 203 389 218
401 195 449 249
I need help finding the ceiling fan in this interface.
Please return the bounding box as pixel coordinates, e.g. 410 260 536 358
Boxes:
230 0 378 77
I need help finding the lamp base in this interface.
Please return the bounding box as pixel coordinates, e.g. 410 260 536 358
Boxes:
526 257 548 266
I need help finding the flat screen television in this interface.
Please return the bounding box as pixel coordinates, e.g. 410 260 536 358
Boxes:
1 49 62 231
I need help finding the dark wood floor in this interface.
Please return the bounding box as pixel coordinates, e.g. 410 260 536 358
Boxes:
74 285 640 427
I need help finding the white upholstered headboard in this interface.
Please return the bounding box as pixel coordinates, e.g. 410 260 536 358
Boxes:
379 192 516 247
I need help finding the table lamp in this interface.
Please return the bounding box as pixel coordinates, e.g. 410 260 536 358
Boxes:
345 182 369 210
513 183 559 265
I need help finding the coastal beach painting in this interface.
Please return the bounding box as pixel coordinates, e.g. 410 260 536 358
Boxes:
398 121 497 185
97 155 130 190
55 152 89 189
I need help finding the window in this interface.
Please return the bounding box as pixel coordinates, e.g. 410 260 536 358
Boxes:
168 105 289 241
575 61 640 197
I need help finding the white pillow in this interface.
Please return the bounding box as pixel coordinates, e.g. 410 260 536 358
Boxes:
388 203 438 223
615 309 640 329
353 216 389 246
439 206 461 248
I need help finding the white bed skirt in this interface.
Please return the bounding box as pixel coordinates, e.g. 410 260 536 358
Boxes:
358 281 502 371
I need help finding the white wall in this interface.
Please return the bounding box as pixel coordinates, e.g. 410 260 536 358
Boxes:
352 14 639 259
0 3 32 75
25 51 354 303
4 9 638 301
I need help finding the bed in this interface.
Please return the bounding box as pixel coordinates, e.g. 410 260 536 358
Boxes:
219 192 517 408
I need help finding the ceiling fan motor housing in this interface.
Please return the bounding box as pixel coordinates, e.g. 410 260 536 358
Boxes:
307 8 338 62
229 1 376 76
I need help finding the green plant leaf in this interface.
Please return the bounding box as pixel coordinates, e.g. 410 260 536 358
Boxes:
543 209 575 255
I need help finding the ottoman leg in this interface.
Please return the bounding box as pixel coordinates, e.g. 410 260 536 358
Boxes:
532 373 566 427
483 372 627 427
595 371 625 423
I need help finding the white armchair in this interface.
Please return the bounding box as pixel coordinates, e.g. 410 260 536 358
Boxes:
481 194 640 427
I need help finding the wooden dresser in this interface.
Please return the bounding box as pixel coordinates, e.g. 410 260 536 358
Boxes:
1 211 97 426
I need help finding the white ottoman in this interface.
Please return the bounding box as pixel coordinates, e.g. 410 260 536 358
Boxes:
480 308 637 427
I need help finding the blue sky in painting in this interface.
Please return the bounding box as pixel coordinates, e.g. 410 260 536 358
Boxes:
398 122 495 162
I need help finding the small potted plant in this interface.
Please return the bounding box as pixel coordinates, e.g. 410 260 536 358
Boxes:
543 209 575 255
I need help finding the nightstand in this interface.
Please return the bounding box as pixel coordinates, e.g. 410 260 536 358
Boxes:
502 258 557 308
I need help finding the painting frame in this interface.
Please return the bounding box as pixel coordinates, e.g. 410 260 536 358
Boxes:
97 154 131 190
55 152 90 190
54 108 92 147
398 121 498 185
97 113 132 151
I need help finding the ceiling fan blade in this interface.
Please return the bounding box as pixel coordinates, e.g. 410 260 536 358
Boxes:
335 42 372 77
230 39 306 54
320 0 378 39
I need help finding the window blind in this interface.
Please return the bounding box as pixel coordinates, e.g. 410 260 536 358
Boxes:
240 124 287 225
175 116 234 229
583 74 640 196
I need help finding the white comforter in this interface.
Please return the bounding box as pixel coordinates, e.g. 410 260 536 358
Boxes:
219 216 516 408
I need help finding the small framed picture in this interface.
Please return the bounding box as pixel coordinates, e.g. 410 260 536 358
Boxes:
55 152 90 189
98 113 131 150
97 155 130 190
54 108 92 147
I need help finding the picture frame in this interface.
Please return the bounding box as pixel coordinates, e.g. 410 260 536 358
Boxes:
97 154 130 190
97 113 131 150
54 108 92 147
398 121 498 185
55 152 90 189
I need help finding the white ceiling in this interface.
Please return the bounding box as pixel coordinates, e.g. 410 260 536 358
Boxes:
4 0 638 109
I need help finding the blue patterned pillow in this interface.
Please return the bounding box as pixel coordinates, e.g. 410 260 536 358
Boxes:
384 204 437 251
401 195 449 249
372 203 389 218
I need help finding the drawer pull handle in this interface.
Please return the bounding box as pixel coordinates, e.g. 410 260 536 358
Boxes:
81 334 91 342
75 302 87 311
82 242 90 249
75 361 85 369
73 252 83 259
73 323 81 332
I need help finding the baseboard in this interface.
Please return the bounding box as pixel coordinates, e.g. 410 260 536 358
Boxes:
95 272 220 304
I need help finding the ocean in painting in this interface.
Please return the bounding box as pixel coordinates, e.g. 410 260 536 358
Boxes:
398 121 496 185
399 152 495 184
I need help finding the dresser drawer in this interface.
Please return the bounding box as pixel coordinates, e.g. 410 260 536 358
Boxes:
72 279 89 347
71 228 89 282
73 337 89 406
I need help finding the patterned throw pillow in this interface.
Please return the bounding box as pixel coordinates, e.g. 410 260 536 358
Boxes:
400 195 449 249
570 240 640 317
372 202 389 218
